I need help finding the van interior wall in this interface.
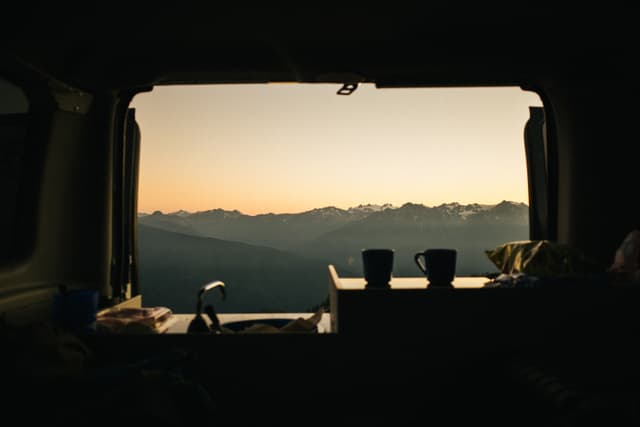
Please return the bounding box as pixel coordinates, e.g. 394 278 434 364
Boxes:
0 94 115 324
549 70 640 267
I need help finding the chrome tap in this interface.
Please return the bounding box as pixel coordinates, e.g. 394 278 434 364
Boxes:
187 281 225 333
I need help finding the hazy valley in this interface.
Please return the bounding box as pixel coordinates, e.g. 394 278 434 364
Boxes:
138 201 528 312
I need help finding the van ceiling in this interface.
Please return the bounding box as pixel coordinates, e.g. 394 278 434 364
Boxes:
1 6 634 91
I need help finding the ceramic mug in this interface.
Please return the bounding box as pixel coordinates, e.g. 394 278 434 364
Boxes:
362 248 394 288
414 249 457 286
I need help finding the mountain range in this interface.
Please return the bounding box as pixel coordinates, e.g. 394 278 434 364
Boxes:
138 201 528 312
139 203 399 249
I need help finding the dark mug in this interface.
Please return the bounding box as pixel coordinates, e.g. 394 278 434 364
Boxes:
414 249 457 286
362 248 394 288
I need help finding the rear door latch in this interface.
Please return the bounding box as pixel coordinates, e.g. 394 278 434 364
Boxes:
337 83 358 95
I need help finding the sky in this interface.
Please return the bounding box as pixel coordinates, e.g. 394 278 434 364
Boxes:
131 84 542 215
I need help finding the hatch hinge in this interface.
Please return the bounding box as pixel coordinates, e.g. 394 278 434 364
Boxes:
337 83 358 95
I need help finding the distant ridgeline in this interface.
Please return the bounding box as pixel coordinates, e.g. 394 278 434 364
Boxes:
138 202 528 313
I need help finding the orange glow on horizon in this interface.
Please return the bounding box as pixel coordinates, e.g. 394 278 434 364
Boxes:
131 84 542 215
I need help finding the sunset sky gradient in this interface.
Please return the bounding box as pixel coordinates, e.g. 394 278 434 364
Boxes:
131 84 542 215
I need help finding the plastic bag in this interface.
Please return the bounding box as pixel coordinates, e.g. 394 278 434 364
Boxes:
485 240 600 276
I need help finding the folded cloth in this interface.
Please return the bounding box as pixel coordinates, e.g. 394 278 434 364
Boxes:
483 273 541 288
97 307 174 334
484 272 609 288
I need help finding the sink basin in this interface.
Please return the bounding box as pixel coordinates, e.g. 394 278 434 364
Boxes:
221 318 319 333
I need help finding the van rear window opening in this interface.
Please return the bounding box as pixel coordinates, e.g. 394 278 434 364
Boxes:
130 84 543 313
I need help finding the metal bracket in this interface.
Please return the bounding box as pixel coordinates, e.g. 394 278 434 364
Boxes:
337 83 359 95
49 80 93 114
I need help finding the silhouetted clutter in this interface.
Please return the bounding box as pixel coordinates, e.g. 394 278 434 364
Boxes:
1 320 216 426
486 240 601 276
484 236 640 289
484 240 606 288
609 230 640 281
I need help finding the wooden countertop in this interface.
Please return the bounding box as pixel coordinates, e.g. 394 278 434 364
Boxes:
336 276 488 290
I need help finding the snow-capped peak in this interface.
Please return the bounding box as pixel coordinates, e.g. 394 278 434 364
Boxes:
169 209 191 217
347 203 396 213
307 206 347 217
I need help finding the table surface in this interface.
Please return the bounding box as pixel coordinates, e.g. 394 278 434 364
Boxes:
335 276 489 290
165 277 487 333
167 312 332 334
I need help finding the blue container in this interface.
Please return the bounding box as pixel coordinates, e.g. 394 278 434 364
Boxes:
53 289 99 334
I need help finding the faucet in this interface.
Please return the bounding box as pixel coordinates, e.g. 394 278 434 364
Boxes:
187 281 225 333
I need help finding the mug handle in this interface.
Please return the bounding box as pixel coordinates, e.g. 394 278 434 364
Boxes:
414 253 428 274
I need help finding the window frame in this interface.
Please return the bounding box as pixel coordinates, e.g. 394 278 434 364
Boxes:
123 83 555 315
